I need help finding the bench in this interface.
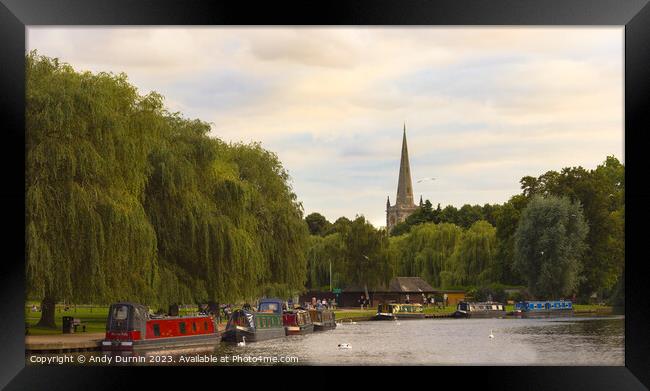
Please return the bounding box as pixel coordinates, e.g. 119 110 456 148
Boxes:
72 318 86 332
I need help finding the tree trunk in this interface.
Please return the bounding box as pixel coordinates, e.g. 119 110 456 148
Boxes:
36 296 57 329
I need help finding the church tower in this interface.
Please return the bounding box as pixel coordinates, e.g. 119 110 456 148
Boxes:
386 124 419 231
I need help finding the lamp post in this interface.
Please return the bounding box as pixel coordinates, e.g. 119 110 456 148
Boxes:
362 255 370 303
329 260 332 292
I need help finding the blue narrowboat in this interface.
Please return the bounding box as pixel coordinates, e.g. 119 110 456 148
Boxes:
514 300 574 317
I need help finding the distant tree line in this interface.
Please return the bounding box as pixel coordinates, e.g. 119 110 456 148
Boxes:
304 155 624 305
26 53 309 327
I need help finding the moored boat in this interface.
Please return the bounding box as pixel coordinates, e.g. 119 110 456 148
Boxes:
513 300 574 318
453 301 506 318
102 302 220 351
221 298 286 343
375 303 425 320
283 308 314 335
308 308 337 331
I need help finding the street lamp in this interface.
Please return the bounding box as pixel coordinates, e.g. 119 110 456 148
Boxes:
362 255 370 303
329 260 332 292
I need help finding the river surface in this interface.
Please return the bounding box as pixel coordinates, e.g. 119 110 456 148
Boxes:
29 315 624 366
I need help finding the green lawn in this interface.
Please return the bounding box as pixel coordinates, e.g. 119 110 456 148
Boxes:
25 306 109 335
423 305 457 314
332 309 376 320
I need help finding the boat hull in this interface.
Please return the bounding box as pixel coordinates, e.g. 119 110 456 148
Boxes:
393 313 426 319
313 322 337 331
374 312 425 320
285 323 314 336
221 326 286 343
514 310 574 318
454 310 506 319
102 333 221 352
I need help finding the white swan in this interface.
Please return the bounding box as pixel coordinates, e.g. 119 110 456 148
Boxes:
351 321 357 325
338 343 351 349
489 329 494 339
237 336 247 347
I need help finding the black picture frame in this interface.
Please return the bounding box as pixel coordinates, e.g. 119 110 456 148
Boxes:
1 0 648 389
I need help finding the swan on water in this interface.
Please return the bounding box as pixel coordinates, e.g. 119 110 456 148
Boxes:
489 329 494 339
237 336 247 347
338 343 351 349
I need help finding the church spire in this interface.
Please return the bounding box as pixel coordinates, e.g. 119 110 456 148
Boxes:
395 123 415 207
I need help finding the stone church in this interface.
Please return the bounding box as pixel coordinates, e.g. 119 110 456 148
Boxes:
386 124 422 231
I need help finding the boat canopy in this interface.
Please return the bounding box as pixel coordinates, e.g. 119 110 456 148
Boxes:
258 298 284 314
228 309 256 329
106 302 149 335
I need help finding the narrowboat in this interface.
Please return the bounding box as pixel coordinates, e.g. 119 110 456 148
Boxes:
221 298 286 343
283 309 314 335
514 300 574 317
308 308 337 331
375 303 425 320
453 301 506 318
101 302 220 351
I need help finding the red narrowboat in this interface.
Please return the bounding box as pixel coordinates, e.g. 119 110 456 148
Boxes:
102 302 220 351
282 309 314 335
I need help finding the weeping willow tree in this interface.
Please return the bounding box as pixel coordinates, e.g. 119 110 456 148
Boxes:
26 52 159 327
225 142 309 298
340 216 391 292
306 233 345 290
26 52 309 326
389 223 463 288
142 118 268 307
448 220 498 286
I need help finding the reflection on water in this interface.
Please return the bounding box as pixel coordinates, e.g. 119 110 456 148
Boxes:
29 316 624 366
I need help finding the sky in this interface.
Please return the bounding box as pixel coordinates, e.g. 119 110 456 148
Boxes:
27 27 624 228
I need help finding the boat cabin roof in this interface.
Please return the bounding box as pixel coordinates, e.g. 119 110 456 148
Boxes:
257 298 284 314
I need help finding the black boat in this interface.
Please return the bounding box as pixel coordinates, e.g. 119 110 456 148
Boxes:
453 301 506 318
221 298 286 343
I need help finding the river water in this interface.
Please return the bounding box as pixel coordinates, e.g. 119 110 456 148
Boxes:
29 315 624 366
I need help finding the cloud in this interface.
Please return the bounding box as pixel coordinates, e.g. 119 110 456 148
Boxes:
27 27 624 228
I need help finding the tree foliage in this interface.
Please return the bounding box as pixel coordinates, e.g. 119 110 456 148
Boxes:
449 220 498 286
26 53 308 326
513 195 589 298
389 223 463 287
304 212 332 236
